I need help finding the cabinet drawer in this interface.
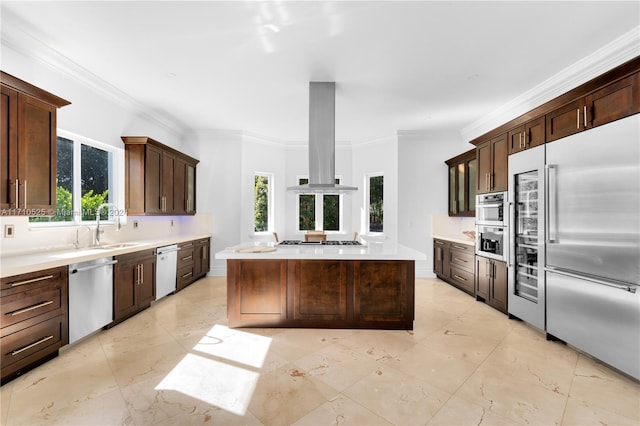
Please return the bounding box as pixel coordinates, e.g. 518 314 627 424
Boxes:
449 250 474 271
449 242 473 253
1 283 63 329
1 315 64 369
449 266 475 294
433 239 450 248
115 248 156 264
177 265 194 289
1 266 65 293
178 247 195 267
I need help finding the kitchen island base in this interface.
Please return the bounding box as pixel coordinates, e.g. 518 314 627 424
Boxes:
227 259 415 330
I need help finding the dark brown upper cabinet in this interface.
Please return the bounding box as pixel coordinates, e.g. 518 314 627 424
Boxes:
476 133 508 195
508 116 545 155
445 148 476 217
1 72 70 215
121 136 199 216
547 71 640 143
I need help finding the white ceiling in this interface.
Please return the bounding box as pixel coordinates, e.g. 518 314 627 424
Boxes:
2 1 639 143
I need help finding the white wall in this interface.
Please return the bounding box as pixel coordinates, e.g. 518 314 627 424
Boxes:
397 130 473 277
188 130 242 276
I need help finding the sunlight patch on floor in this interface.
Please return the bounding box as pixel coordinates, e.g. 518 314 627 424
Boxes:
155 324 272 416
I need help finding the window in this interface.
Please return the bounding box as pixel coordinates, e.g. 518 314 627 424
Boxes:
254 173 273 233
29 131 121 225
297 177 342 232
367 174 384 233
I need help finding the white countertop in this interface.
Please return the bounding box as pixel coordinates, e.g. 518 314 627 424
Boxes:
432 234 476 246
0 234 211 278
216 241 426 261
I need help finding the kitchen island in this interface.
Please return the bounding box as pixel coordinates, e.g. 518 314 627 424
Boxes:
216 241 425 330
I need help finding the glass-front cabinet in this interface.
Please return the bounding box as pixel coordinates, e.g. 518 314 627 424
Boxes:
445 148 476 217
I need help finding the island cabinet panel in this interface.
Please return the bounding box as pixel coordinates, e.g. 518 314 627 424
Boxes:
353 261 412 323
291 260 348 321
226 259 415 329
227 259 287 327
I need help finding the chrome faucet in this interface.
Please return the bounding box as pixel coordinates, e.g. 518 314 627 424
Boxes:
95 203 119 246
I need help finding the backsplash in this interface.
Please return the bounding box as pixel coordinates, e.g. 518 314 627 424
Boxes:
0 214 212 256
431 214 475 241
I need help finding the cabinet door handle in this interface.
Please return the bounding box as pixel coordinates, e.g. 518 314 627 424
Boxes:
23 180 27 209
9 300 53 316
453 274 467 282
181 271 193 278
181 255 193 261
583 105 587 128
9 274 54 287
524 131 527 147
576 108 580 129
11 335 54 356
453 257 467 263
203 249 207 260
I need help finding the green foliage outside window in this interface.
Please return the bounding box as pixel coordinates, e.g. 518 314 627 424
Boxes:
369 175 384 232
254 175 269 232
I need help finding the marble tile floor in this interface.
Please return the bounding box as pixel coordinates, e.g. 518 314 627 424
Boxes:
1 277 638 426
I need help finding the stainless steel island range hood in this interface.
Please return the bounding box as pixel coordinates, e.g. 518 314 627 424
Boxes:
287 82 357 193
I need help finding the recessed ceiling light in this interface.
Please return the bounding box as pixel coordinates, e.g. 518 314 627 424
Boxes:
166 72 177 78
467 73 480 81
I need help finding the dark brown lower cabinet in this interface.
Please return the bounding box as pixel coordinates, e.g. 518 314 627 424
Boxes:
475 256 507 314
113 249 156 325
227 259 414 329
1 266 69 383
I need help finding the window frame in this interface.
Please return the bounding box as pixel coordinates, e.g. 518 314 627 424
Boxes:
253 171 275 235
365 172 384 235
28 129 124 228
295 175 344 234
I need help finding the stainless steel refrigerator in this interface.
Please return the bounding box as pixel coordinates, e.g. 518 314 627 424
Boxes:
545 113 640 379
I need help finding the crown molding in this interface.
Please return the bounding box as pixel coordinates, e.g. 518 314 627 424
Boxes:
461 26 640 142
1 12 188 138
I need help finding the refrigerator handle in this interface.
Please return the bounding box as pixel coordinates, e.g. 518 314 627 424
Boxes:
508 201 514 268
545 164 558 244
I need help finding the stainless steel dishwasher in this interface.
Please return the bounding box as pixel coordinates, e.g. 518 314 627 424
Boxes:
156 244 179 300
69 257 117 343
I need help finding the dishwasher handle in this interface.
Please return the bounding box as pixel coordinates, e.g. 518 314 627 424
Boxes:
157 247 180 255
71 259 118 274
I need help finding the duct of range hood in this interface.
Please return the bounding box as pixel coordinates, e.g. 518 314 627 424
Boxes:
287 82 358 193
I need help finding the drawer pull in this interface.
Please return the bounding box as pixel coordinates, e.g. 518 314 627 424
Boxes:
452 245 469 250
453 257 468 263
182 243 193 248
181 271 193 278
9 300 54 316
181 255 193 261
9 275 54 287
453 274 467 282
11 335 54 356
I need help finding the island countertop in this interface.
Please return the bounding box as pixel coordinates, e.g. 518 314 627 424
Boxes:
216 241 426 261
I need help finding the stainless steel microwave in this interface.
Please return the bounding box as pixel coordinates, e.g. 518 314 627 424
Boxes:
476 191 507 226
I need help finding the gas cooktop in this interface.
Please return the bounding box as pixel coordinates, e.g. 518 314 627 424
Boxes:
278 240 363 246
